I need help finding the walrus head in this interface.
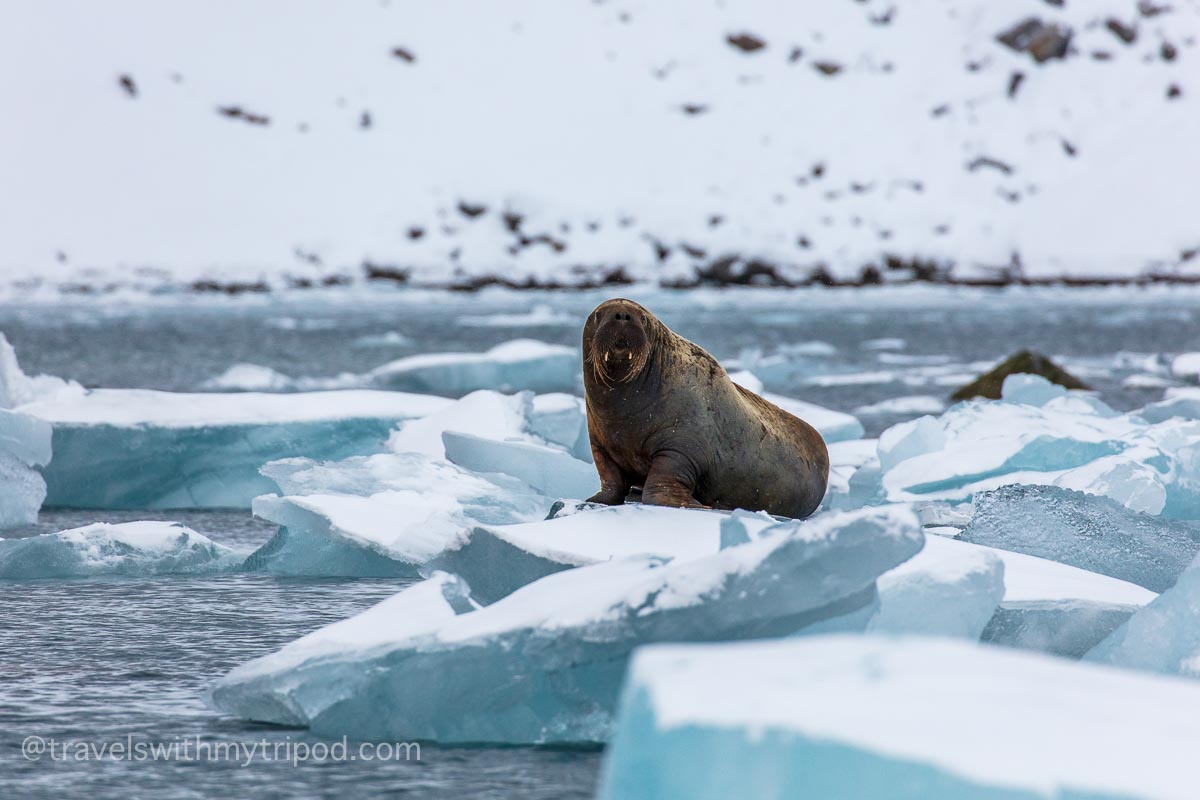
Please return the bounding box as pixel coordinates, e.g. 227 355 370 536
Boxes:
584 298 655 387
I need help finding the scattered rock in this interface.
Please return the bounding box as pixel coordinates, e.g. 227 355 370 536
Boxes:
216 105 270 126
996 18 1072 63
406 226 425 240
364 263 410 283
813 61 843 76
1167 83 1182 99
391 47 416 63
1106 18 1138 45
118 74 137 98
457 201 488 219
1061 139 1077 157
726 32 766 53
950 350 1090 401
788 47 804 63
1162 41 1178 61
681 103 709 115
967 156 1014 175
1138 0 1172 17
1008 71 1025 98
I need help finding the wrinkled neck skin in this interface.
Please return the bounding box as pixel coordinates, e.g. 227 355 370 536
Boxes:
584 324 668 419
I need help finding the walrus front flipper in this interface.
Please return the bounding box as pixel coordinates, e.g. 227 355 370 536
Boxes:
588 442 632 505
642 451 706 509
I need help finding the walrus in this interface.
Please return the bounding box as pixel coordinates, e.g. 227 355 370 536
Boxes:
582 298 829 519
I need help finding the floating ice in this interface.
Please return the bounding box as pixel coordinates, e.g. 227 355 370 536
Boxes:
20 389 450 509
822 439 880 511
1000 372 1068 406
201 363 294 391
876 393 1200 515
367 339 578 396
212 506 922 743
976 539 1157 658
0 334 58 527
727 371 864 443
1171 352 1200 381
458 305 575 327
246 454 547 577
867 535 1004 640
1140 386 1200 424
1087 554 1200 678
352 331 411 348
442 432 597 500
0 521 243 579
962 484 1200 593
527 392 591 461
432 504 780 604
385 389 531 458
852 395 945 416
598 636 1200 800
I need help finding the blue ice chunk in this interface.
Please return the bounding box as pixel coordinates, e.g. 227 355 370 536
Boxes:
867 535 1005 639
0 521 244 579
527 392 592 462
961 484 1200 592
441 431 598 499
432 504 779 604
1086 555 1200 678
598 636 1200 800
211 505 922 743
367 339 578 396
20 389 450 509
0 409 52 528
246 454 548 577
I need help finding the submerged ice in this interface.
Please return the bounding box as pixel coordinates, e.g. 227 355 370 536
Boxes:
0 521 243 579
211 505 922 743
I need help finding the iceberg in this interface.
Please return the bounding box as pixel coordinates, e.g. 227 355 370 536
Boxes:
0 521 244 579
598 636 1200 800
728 371 864 443
367 339 578 396
1140 386 1200 424
1087 554 1200 678
18 388 450 509
962 485 1200 592
0 334 57 527
246 454 548 577
867 535 1004 640
211 505 922 743
201 363 294 391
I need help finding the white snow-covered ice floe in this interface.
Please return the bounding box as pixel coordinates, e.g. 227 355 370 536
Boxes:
0 334 57 527
0 521 244 579
210 505 923 743
366 339 578 396
244 390 593 576
873 373 1200 518
18 388 450 509
598 635 1200 800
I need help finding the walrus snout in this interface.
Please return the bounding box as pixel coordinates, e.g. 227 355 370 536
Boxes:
585 299 653 385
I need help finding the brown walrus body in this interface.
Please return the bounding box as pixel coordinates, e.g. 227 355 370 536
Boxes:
582 298 829 519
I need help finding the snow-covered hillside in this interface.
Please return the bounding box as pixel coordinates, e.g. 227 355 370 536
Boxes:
2 0 1197 293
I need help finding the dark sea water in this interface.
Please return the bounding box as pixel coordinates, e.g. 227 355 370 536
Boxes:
2 285 1198 799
